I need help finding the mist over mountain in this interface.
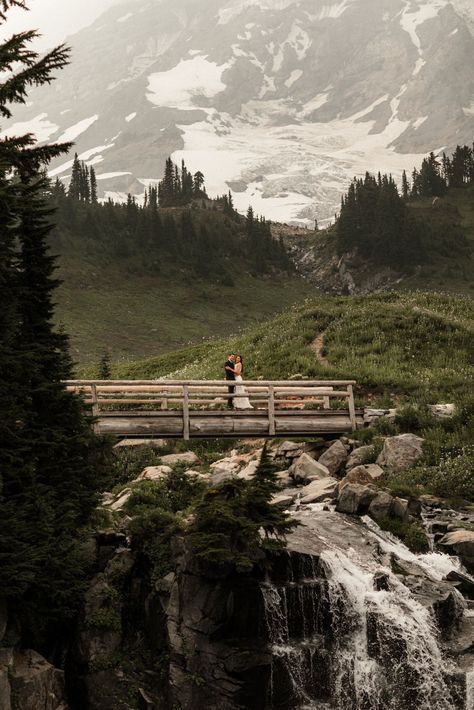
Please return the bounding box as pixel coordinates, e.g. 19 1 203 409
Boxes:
3 0 474 224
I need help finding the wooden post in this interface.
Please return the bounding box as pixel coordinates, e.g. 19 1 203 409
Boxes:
161 398 168 411
182 385 190 441
91 384 100 433
268 385 275 436
347 384 357 431
323 395 330 410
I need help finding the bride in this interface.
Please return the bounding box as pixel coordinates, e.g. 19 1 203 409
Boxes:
234 355 253 410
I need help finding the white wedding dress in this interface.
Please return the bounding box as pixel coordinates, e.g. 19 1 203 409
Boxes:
234 374 253 410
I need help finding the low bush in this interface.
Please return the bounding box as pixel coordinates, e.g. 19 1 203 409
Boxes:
377 516 429 553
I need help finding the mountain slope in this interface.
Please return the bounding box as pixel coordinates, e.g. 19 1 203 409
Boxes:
2 0 474 224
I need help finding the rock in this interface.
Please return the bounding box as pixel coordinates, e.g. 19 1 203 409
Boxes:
363 408 388 425
0 666 11 710
433 590 465 635
276 441 303 456
376 433 424 472
109 489 132 512
446 571 474 600
160 451 199 467
275 471 292 489
373 572 390 591
336 484 376 515
8 650 66 710
237 460 259 480
289 453 330 483
318 440 348 475
184 469 208 479
211 471 237 485
440 530 474 558
271 491 299 507
368 492 394 521
210 457 241 477
419 494 447 509
340 465 374 488
114 438 167 448
346 445 375 470
392 497 422 521
0 598 7 643
136 465 173 481
300 478 339 504
365 464 384 480
429 404 456 419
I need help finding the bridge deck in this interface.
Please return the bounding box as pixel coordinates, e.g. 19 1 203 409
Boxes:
66 379 362 440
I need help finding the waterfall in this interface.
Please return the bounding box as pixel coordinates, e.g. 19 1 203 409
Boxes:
261 515 473 710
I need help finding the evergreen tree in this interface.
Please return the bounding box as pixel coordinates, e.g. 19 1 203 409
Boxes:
89 165 97 203
401 170 410 200
98 351 111 379
0 2 111 646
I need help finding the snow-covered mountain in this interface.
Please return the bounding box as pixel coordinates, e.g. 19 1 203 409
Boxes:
2 0 474 224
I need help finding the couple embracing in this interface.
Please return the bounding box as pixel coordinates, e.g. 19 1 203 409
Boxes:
224 354 253 410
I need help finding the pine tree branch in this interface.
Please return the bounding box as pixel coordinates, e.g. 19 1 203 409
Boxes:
1 136 73 172
0 44 70 118
0 0 27 22
0 30 40 70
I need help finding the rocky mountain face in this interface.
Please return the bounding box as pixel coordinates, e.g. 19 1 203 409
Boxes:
2 0 474 225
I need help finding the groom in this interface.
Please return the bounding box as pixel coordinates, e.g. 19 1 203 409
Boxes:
224 354 236 409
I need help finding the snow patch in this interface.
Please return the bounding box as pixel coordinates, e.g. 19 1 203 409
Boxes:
117 12 133 23
96 172 132 181
125 112 137 122
147 56 230 110
0 112 58 142
307 0 357 21
49 143 115 177
285 69 303 88
413 115 428 129
57 115 99 142
463 101 474 116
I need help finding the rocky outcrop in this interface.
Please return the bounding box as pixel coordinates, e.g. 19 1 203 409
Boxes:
346 445 376 471
336 483 377 515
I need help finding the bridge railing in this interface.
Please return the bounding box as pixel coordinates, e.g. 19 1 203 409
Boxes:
66 379 358 438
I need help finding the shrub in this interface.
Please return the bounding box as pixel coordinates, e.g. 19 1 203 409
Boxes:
377 516 429 553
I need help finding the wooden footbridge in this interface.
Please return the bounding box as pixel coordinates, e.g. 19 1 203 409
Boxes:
66 379 362 440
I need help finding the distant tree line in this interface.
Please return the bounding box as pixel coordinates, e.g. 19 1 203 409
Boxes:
337 144 473 268
50 158 291 281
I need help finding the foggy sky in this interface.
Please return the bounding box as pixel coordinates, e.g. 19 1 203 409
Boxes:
0 0 119 51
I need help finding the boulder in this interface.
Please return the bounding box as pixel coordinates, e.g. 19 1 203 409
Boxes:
365 464 384 480
160 451 200 467
289 453 330 483
336 484 376 515
114 438 167 448
346 445 375 470
275 471 292 489
271 490 298 507
440 530 474 558
8 650 66 710
368 492 394 521
340 466 374 489
429 404 456 419
318 440 348 475
363 408 388 426
445 570 474 600
300 478 339 504
237 460 259 480
276 441 303 457
136 465 173 482
109 489 132 512
376 434 424 472
392 497 422 521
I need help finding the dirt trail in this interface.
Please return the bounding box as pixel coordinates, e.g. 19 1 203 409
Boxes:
311 332 329 366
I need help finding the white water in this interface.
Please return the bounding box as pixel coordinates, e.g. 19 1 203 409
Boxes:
262 514 474 709
322 548 457 710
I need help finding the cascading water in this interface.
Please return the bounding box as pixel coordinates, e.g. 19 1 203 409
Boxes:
261 513 474 710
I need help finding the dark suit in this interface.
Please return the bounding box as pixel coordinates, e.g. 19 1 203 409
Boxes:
225 359 235 409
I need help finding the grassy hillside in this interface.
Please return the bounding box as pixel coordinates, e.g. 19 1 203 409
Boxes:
51 198 314 366
96 291 474 406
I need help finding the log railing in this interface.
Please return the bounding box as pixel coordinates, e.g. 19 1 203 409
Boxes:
66 379 359 439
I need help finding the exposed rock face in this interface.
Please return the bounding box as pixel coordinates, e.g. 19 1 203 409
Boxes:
317 440 348 475
440 530 474 573
377 433 425 471
137 464 173 481
0 646 67 710
289 453 330 483
368 491 395 521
